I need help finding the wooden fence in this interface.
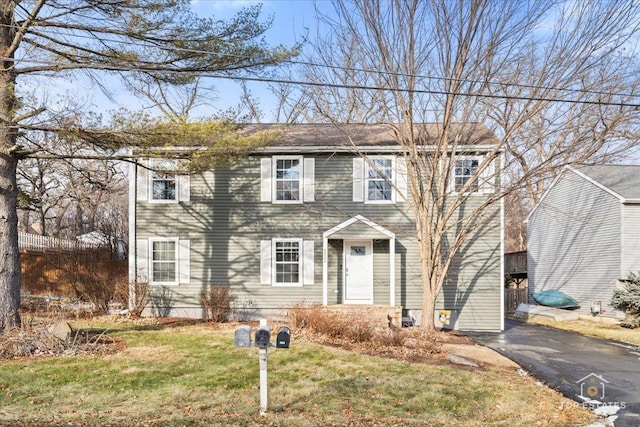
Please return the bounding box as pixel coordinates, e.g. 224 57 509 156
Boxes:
19 232 126 298
505 288 529 313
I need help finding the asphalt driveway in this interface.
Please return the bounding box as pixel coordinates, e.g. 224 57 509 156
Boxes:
471 319 640 427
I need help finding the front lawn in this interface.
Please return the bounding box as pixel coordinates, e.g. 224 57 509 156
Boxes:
0 318 595 426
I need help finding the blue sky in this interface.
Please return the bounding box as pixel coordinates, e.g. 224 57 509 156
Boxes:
186 0 325 120
39 1 323 123
192 0 320 46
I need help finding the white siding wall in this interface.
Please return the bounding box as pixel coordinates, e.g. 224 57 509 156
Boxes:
621 204 640 277
528 171 622 317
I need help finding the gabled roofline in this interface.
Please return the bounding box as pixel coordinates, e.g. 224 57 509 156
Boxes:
323 214 396 239
525 165 627 224
525 166 568 224
569 166 626 201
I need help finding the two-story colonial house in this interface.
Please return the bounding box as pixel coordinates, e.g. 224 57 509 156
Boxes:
129 123 504 331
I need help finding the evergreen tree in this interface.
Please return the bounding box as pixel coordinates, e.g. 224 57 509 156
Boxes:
0 1 298 333
611 272 640 328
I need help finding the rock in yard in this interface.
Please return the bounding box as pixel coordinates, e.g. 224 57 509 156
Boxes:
447 353 479 368
46 321 72 341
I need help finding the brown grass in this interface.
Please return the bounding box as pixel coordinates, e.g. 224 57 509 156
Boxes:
527 317 640 345
288 304 470 363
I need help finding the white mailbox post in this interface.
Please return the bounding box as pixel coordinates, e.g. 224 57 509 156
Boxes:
234 319 290 416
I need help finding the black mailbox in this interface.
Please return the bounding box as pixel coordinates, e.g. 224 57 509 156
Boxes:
276 326 290 349
255 325 271 349
234 325 252 347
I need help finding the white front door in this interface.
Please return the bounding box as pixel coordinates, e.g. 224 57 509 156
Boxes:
344 240 373 304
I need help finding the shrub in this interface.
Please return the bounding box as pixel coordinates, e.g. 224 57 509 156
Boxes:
200 286 235 322
114 278 150 318
289 304 375 343
58 250 127 315
612 272 640 328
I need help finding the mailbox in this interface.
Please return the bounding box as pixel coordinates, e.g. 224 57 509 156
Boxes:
234 325 252 347
255 325 271 349
276 326 290 349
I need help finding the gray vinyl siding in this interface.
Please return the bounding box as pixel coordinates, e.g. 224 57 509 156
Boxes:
528 171 621 316
373 240 391 304
621 204 640 277
135 152 503 330
434 200 502 331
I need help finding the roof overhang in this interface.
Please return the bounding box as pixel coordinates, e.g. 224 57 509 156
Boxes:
323 214 395 240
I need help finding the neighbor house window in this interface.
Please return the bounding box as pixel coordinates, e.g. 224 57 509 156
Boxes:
366 157 393 202
275 157 301 201
151 239 177 283
454 157 480 193
274 239 301 285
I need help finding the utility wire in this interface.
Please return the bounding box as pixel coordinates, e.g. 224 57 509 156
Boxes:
1 21 639 102
6 56 640 108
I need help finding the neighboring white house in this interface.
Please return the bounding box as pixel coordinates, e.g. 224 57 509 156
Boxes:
526 164 640 320
77 231 127 259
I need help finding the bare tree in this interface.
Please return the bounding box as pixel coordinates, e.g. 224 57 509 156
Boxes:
305 0 640 329
0 1 298 332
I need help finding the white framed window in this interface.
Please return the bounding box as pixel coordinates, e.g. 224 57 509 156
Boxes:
353 156 406 203
151 239 177 283
260 238 314 286
366 157 394 203
274 156 302 202
261 156 315 203
152 170 177 201
273 238 302 286
136 237 190 286
453 156 482 193
137 159 190 203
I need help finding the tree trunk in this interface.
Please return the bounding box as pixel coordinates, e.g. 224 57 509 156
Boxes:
0 2 21 333
0 150 21 332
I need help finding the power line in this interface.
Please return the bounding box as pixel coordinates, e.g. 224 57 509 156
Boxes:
1 21 639 103
6 56 640 108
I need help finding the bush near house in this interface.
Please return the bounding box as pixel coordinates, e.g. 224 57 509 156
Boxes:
611 272 640 328
200 286 235 322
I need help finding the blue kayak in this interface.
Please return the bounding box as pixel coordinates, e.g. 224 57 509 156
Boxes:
532 290 580 309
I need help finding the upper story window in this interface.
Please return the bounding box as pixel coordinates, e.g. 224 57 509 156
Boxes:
152 170 177 201
353 155 406 204
261 156 315 204
454 157 481 193
366 157 394 202
141 159 190 203
275 158 301 201
136 158 189 203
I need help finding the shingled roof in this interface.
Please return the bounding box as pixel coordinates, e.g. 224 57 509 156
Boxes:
572 164 640 201
243 122 498 150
